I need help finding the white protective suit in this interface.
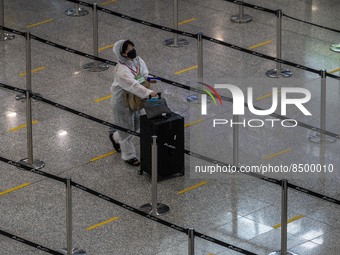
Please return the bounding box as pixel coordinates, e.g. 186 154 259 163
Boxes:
109 40 153 161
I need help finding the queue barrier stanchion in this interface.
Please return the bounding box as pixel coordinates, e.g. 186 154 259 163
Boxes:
188 228 195 255
268 180 299 255
309 70 336 143
230 0 252 23
163 0 189 47
330 43 340 53
0 0 14 40
61 178 87 255
140 136 170 216
18 32 45 170
83 3 109 72
233 115 239 166
187 33 203 103
65 2 89 17
266 10 292 78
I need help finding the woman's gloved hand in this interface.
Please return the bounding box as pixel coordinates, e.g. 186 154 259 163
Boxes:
150 91 158 97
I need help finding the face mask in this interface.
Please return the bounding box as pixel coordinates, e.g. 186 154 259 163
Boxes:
127 49 137 59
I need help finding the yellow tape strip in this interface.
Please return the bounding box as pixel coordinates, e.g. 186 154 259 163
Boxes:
329 68 340 74
256 88 281 101
101 0 117 6
248 40 273 49
90 151 117 162
99 44 114 52
19 66 47 77
273 215 304 229
26 19 54 28
264 148 291 160
175 65 198 75
178 18 197 25
8 120 39 132
184 119 205 128
95 95 112 103
0 183 31 196
86 216 119 230
177 181 208 194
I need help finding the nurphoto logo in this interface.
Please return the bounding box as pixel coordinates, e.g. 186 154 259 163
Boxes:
200 83 312 128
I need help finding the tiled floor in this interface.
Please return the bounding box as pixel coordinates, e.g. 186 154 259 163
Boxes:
0 0 339 254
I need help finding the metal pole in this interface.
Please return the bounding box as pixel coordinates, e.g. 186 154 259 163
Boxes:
83 3 109 72
281 179 288 255
186 33 203 103
26 32 33 166
163 0 188 47
65 3 89 17
320 70 326 143
173 0 178 46
197 33 203 84
188 228 195 255
233 115 239 166
266 10 292 78
230 0 252 23
268 180 299 255
60 178 86 255
151 135 158 216
0 0 14 41
18 33 45 169
139 136 170 215
308 70 336 143
66 178 72 255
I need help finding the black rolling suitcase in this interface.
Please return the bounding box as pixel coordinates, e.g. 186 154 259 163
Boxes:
140 113 185 178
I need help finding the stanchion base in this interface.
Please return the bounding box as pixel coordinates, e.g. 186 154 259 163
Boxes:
330 43 340 53
230 14 252 23
268 251 299 255
163 38 189 47
0 32 15 41
60 248 87 254
266 69 293 78
83 62 110 72
18 158 45 170
308 132 337 144
139 203 170 215
65 8 89 17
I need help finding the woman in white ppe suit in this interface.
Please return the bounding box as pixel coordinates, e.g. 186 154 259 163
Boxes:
109 39 157 166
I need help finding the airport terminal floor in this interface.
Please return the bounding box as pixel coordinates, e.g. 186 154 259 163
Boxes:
0 0 340 254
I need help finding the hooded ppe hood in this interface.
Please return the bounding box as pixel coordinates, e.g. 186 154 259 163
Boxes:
113 39 130 64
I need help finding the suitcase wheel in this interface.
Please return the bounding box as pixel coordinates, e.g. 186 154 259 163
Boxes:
179 172 185 176
138 170 143 175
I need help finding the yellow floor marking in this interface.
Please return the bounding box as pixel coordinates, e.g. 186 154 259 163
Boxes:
256 88 281 101
90 150 117 162
177 181 208 194
26 19 54 28
178 18 197 26
98 44 114 52
19 66 47 77
264 148 291 160
86 216 119 230
329 68 340 74
101 0 117 6
273 215 304 229
175 65 198 75
184 119 205 128
0 183 31 196
8 120 39 132
248 40 273 49
95 95 112 103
